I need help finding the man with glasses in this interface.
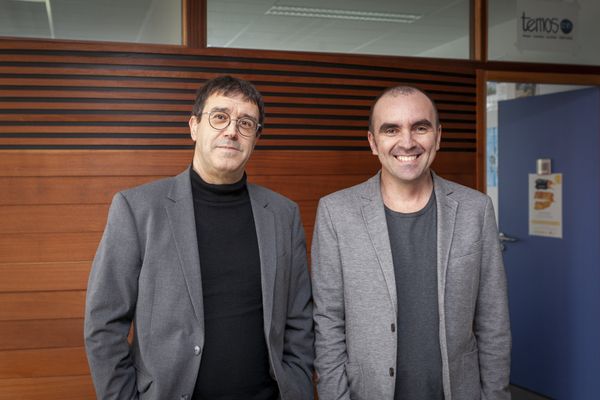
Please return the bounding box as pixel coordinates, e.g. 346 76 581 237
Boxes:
85 75 314 400
311 86 510 399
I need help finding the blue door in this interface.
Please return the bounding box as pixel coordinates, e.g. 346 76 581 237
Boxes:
497 87 600 399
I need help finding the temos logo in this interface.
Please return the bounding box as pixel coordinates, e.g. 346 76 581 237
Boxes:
516 0 579 52
521 12 574 35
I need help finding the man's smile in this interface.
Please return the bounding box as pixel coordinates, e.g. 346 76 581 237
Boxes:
394 154 419 162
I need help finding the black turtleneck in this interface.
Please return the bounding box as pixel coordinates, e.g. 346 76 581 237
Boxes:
190 167 278 400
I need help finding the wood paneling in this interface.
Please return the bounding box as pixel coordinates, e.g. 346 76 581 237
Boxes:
0 232 101 263
0 176 166 205
0 42 476 154
0 375 95 400
0 150 382 176
0 319 84 350
0 347 89 379
0 174 377 206
0 205 108 233
0 262 90 292
0 38 478 398
0 291 86 321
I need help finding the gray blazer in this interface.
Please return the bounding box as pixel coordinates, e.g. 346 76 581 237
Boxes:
84 168 314 400
311 172 511 400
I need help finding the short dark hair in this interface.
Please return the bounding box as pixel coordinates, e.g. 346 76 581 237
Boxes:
368 86 440 132
191 75 265 133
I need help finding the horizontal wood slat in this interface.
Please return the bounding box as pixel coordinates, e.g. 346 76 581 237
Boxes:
0 291 86 321
0 39 476 73
0 161 472 203
0 201 320 237
0 319 84 350
0 101 472 118
0 66 476 93
0 79 475 103
0 262 90 292
0 205 109 233
0 375 95 400
0 150 382 176
0 176 167 205
0 232 101 263
0 346 89 379
0 138 381 149
0 174 377 206
0 53 476 84
0 150 471 177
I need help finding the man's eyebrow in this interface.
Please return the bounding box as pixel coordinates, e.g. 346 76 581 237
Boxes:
378 123 400 132
238 112 258 121
209 107 257 121
209 106 231 113
412 119 434 128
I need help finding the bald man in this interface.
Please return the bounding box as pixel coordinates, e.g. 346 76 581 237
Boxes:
311 86 511 400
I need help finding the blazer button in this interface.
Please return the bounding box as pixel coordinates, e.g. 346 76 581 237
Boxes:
193 345 201 356
180 395 190 400
389 367 395 377
391 323 396 332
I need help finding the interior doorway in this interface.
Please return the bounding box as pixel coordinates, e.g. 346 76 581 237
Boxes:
481 73 600 399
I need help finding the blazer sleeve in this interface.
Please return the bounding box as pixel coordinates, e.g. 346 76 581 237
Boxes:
84 192 141 400
281 203 315 399
475 198 512 400
311 199 352 400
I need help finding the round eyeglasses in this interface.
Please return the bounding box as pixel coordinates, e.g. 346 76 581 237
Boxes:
200 111 261 137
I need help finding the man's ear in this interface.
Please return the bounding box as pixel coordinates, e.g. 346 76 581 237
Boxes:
367 131 379 156
436 124 442 151
189 116 198 142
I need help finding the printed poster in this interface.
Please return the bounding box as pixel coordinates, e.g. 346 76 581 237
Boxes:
529 173 562 238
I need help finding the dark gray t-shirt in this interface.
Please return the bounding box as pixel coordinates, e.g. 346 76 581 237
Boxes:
385 192 444 400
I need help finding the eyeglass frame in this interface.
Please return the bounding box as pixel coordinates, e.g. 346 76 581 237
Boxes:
197 111 262 137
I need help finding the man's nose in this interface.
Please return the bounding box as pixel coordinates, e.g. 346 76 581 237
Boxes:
222 121 239 138
396 129 415 148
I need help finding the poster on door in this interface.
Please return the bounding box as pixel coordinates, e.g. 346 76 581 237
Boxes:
529 173 562 238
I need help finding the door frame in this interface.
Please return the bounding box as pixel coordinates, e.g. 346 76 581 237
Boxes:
475 70 600 191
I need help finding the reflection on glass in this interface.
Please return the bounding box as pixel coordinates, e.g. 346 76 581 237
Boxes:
207 0 470 59
0 0 182 45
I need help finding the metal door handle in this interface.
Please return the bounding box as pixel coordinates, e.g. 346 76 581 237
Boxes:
499 232 519 251
499 232 519 243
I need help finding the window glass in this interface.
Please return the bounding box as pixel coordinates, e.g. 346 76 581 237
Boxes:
207 0 470 59
489 0 600 66
0 0 181 45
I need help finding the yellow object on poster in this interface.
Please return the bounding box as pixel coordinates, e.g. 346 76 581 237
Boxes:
529 173 562 238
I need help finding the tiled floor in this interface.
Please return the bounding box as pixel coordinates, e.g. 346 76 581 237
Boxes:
511 385 551 400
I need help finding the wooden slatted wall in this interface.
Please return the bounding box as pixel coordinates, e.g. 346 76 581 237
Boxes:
0 39 477 399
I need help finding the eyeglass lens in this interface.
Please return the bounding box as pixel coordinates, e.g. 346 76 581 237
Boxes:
208 111 258 136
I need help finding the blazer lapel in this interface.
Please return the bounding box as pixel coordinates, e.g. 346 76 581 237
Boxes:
248 185 276 340
432 172 457 400
433 172 457 301
360 173 398 314
165 169 204 326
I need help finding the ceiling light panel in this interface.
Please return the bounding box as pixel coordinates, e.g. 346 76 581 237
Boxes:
265 5 422 23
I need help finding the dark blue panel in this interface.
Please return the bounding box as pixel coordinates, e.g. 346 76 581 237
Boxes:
498 87 600 399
